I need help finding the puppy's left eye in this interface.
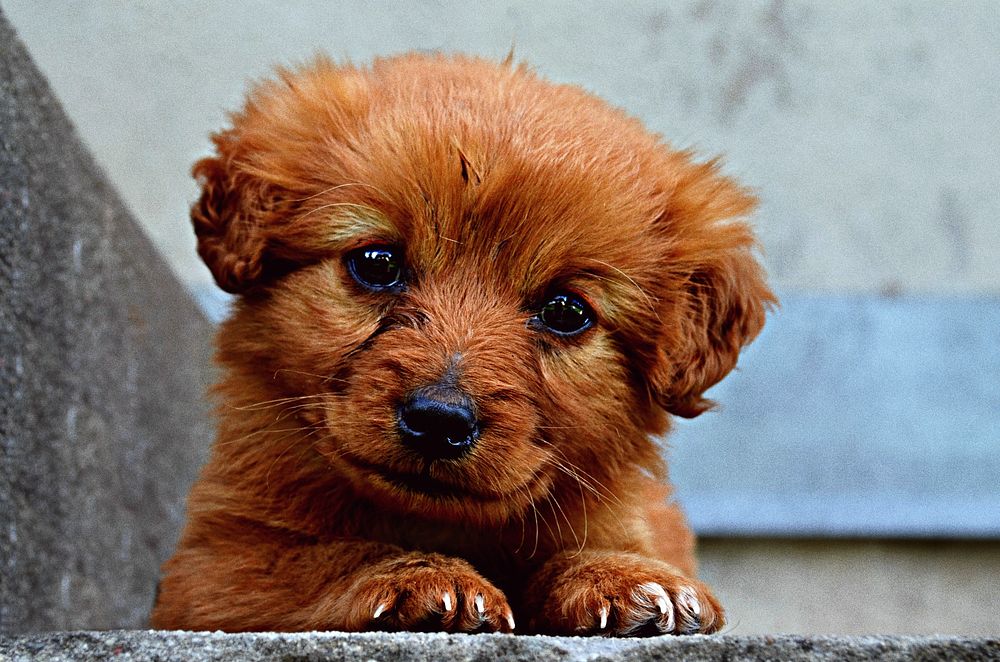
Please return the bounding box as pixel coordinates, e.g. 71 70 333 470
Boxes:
346 245 404 290
537 293 595 336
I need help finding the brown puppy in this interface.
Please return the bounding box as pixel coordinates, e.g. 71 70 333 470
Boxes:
151 53 773 636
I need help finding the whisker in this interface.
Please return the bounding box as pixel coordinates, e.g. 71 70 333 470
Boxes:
271 402 330 423
265 426 324 489
585 257 661 322
272 368 350 385
227 394 330 412
545 459 604 503
513 484 529 555
547 493 581 554
720 617 742 634
297 201 382 222
546 498 564 548
289 181 389 203
212 424 323 449
534 438 626 509
528 489 541 559
537 452 631 541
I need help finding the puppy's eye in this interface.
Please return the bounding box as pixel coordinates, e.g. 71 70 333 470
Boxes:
346 245 404 290
537 293 594 336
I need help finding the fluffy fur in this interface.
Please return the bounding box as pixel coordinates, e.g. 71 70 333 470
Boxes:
151 53 774 636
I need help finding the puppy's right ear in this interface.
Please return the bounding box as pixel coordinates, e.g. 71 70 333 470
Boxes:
191 131 282 293
646 160 776 419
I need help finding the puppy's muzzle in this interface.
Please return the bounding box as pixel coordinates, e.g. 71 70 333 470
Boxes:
397 384 479 461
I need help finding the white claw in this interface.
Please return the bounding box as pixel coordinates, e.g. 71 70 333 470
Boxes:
599 606 609 630
443 593 453 612
641 582 670 615
680 587 701 617
373 603 387 619
506 612 516 630
636 581 672 627
475 593 485 615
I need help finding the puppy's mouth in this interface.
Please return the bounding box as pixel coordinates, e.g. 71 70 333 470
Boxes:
379 468 475 500
344 456 498 502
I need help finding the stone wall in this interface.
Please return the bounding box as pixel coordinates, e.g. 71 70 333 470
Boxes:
1 631 996 662
0 11 214 632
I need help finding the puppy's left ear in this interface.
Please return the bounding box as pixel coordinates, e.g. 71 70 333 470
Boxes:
191 129 293 294
650 163 776 418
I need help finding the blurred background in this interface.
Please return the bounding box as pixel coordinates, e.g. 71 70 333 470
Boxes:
5 0 998 635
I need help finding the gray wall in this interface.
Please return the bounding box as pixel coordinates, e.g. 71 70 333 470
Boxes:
5 1 1000 296
1 11 215 632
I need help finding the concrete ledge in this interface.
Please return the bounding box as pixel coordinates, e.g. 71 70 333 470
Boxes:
0 631 996 662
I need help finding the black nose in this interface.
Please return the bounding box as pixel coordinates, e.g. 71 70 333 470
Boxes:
398 388 479 460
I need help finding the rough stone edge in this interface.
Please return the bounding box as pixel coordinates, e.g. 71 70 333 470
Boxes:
0 631 997 662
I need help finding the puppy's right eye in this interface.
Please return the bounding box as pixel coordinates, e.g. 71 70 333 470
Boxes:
346 245 404 290
536 293 595 336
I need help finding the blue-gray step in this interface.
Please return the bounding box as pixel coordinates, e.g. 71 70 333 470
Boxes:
670 294 1000 538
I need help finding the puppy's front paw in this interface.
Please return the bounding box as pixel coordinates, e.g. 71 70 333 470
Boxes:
336 553 514 633
527 552 723 636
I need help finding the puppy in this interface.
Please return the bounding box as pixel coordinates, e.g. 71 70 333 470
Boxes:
151 53 773 636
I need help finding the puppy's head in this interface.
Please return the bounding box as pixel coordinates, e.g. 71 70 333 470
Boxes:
197 55 774 524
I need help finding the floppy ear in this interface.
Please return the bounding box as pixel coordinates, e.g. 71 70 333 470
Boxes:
190 58 372 293
191 130 289 294
649 164 776 418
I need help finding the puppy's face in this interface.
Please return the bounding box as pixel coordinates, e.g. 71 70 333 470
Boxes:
196 55 773 525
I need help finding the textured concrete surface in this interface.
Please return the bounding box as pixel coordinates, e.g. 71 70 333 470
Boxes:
0 11 214 632
698 538 1000 635
4 1 999 295
1 631 997 662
